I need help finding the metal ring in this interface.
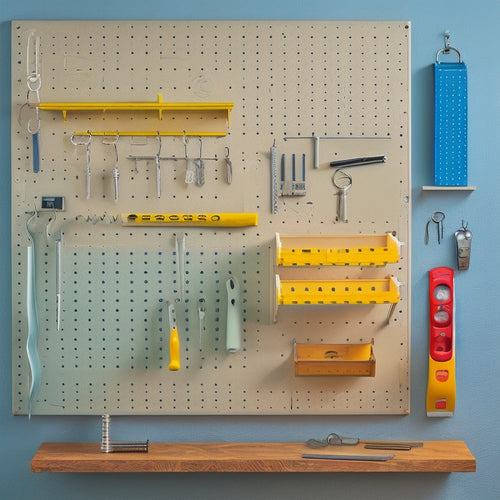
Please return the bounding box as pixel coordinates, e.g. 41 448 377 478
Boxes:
436 46 462 63
431 211 445 223
27 74 42 92
332 169 352 190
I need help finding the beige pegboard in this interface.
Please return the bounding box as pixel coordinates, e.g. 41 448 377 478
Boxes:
12 20 411 415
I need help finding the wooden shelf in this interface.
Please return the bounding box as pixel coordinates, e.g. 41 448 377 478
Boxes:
31 441 475 473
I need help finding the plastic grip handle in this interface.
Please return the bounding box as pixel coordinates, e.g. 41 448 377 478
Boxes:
32 132 40 173
168 327 180 371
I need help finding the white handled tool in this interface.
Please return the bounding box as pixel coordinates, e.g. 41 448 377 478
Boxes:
226 277 242 353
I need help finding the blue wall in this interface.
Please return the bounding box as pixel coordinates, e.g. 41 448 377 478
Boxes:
1 1 499 499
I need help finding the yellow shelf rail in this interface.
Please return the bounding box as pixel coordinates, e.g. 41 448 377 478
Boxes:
276 275 400 306
276 232 401 267
38 94 234 123
72 131 226 137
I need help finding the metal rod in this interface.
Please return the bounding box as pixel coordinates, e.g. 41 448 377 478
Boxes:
127 155 218 161
329 155 387 168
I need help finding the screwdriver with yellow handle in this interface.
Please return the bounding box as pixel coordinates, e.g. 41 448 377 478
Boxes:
167 301 180 371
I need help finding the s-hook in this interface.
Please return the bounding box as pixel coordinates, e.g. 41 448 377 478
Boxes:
71 132 92 199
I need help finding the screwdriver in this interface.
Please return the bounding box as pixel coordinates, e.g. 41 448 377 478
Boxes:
167 301 180 371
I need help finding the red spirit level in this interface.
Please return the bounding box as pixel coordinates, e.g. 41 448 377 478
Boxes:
426 267 456 417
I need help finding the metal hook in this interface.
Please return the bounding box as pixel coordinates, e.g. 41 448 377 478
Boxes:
156 131 162 157
444 30 451 50
103 132 120 201
436 30 462 63
45 213 56 240
103 131 119 159
71 131 92 147
71 132 93 200
26 105 40 135
25 210 37 244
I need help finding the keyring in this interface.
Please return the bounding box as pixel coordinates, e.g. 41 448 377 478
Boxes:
431 211 445 224
332 168 352 190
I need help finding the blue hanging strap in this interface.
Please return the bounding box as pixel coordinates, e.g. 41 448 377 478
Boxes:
434 42 468 186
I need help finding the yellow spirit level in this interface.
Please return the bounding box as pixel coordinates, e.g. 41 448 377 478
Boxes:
426 267 456 417
121 213 258 227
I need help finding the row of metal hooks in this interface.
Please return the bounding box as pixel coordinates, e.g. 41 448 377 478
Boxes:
69 131 232 200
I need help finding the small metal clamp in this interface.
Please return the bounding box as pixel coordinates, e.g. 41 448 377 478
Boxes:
305 433 360 448
454 221 472 270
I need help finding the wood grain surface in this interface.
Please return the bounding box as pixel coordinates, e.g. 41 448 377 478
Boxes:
31 441 476 473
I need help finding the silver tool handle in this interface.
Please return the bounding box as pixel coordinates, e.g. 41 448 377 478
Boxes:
313 134 320 169
86 163 91 200
338 187 348 222
113 166 119 201
156 155 161 198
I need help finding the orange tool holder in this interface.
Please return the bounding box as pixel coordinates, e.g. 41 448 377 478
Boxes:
426 267 456 417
